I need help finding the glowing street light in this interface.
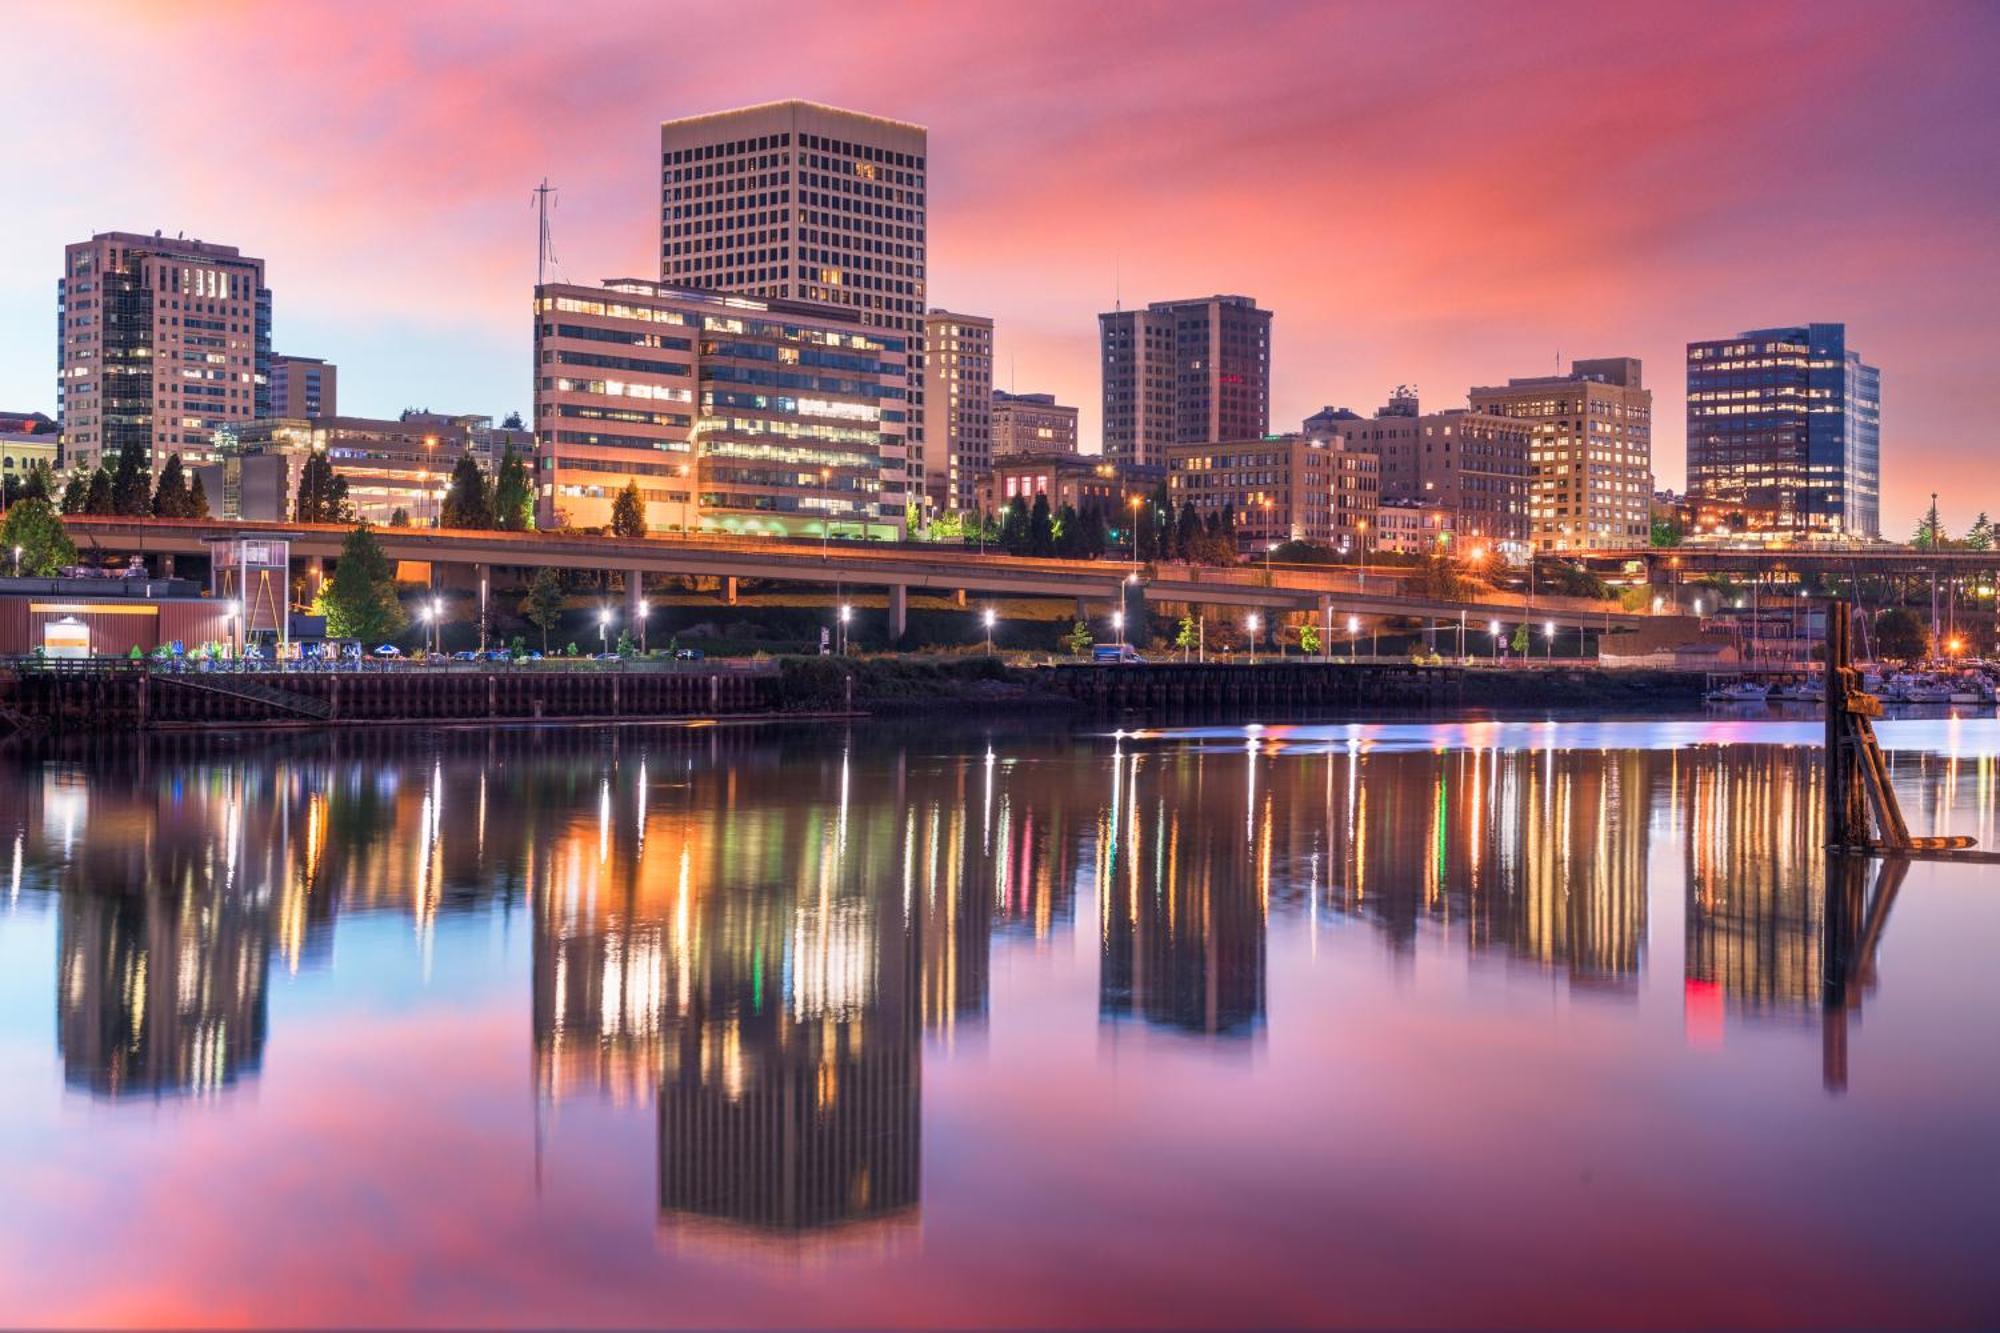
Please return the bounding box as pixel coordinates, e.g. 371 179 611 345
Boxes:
598 606 612 655
1544 620 1556 660
982 606 997 655
838 601 851 655
1112 609 1125 648
1247 613 1261 665
1489 619 1502 663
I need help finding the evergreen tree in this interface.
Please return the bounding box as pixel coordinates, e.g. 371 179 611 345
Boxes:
1177 501 1202 561
60 471 87 514
294 451 352 524
1054 503 1082 558
1872 607 1929 663
0 497 77 575
520 567 566 650
388 507 411 528
322 526 406 643
1964 512 1994 552
21 460 54 504
1028 492 1055 556
492 443 535 531
188 472 210 519
440 450 494 529
609 479 649 538
151 453 194 518
1064 619 1094 657
1000 496 1031 555
84 466 115 515
500 411 525 430
109 446 151 516
1912 493 1946 550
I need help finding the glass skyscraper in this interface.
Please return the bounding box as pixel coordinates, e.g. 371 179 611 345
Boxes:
1685 323 1880 540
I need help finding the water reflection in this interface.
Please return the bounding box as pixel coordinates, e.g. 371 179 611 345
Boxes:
2 722 1988 1234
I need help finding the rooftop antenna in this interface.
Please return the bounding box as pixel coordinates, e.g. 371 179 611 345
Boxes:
1114 254 1121 312
531 178 559 287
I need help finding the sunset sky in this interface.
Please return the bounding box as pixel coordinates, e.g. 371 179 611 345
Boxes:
3 0 1996 533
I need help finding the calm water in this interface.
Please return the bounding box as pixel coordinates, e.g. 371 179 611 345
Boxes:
2 717 1998 1328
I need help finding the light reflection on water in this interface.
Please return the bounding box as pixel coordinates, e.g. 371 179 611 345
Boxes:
0 720 1997 1326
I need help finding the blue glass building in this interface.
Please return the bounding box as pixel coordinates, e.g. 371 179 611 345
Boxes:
1685 323 1880 539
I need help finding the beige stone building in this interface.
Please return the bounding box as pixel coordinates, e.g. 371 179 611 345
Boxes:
1165 434 1377 553
992 391 1080 458
921 310 992 514
1470 358 1652 552
1329 392 1532 550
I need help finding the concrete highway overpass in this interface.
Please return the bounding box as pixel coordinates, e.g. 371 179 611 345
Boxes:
62 516 1657 638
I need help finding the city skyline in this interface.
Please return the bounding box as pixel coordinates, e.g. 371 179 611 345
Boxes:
3 2 1998 533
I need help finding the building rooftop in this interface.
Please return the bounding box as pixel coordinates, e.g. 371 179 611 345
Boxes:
661 100 927 136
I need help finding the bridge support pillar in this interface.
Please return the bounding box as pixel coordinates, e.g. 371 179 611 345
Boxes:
160 553 176 578
1076 597 1090 623
626 570 645 651
888 584 909 641
723 576 739 606
953 588 967 607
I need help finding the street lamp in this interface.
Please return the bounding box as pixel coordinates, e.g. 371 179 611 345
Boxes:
1489 620 1502 663
226 599 242 661
838 601 851 655
1347 614 1360 662
982 607 996 655
1356 519 1369 585
431 596 444 656
479 574 489 653
1544 620 1556 660
598 606 612 655
1127 495 1144 567
1247 613 1261 665
10 544 20 576
1112 609 1125 648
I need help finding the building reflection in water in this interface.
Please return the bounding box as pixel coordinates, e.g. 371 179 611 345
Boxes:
5 724 1977 1129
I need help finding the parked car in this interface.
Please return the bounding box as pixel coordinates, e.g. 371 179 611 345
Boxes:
1092 644 1146 665
674 647 706 661
482 649 512 663
372 644 403 658
452 650 480 662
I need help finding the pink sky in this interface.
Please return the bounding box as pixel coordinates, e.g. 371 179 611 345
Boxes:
3 0 1996 534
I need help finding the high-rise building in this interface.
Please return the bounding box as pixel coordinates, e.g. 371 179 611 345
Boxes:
268 354 337 418
991 390 1080 458
1470 357 1653 552
1331 391 1532 547
1685 323 1880 540
1099 295 1271 467
57 231 271 476
534 278 906 538
660 101 926 518
921 310 991 513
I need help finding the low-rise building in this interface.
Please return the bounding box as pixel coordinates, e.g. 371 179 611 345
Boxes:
979 453 1122 521
534 279 908 538
206 413 531 525
1330 391 1532 549
0 576 232 657
992 391 1079 458
2 430 58 492
268 354 338 418
1165 434 1379 553
1373 498 1456 554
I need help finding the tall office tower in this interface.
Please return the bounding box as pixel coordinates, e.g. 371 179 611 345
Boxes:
921 310 992 514
1470 357 1653 552
57 231 271 476
1099 295 1271 467
268 354 337 418
535 278 906 537
1685 324 1880 540
660 101 927 519
991 390 1080 457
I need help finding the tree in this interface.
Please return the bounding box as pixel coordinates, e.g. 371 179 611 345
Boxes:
1872 607 1928 663
520 567 566 651
188 472 211 519
492 443 535 531
84 467 114 515
1175 613 1199 661
1649 518 1683 548
20 460 53 504
151 453 195 518
1065 619 1094 658
322 525 406 642
1406 551 1472 600
1177 501 1202 561
1911 494 1946 551
1078 503 1107 559
1028 493 1055 556
1964 512 1994 552
295 451 352 524
59 471 87 514
0 498 77 575
999 496 1031 555
109 445 151 516
440 450 494 530
389 507 411 528
1510 623 1530 655
501 411 525 430
1299 621 1322 657
609 479 648 539
1053 503 1083 558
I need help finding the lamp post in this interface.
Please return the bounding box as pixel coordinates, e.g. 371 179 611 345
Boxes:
982 607 996 656
1489 620 1501 663
1127 495 1143 569
431 596 444 656
638 599 649 655
479 574 489 654
1356 519 1369 586
226 599 242 661
1544 620 1556 661
11 544 20 576
1247 613 1261 666
598 606 611 656
1348 614 1360 662
838 602 851 656
1112 609 1125 649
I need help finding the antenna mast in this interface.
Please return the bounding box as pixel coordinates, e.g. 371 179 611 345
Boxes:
531 178 559 286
